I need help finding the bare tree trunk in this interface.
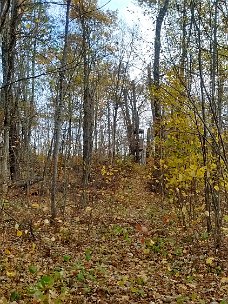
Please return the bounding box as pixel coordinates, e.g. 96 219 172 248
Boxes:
0 0 10 35
112 101 118 160
131 81 140 163
81 17 94 194
0 0 20 193
51 0 71 220
123 89 134 157
153 0 169 193
209 0 222 249
192 2 212 233
192 0 226 248
107 100 112 158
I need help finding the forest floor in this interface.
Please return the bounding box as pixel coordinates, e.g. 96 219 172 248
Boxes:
0 163 227 303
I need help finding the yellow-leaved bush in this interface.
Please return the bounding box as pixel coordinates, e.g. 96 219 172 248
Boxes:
157 72 227 222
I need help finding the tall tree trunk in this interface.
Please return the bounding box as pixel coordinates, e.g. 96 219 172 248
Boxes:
51 0 71 220
210 0 222 249
107 100 112 158
193 2 212 234
81 15 94 194
153 0 169 193
0 0 10 35
0 0 20 192
123 89 135 157
131 81 140 163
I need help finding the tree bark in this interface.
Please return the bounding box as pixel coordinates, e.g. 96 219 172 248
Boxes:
51 0 71 220
153 0 169 193
0 0 21 192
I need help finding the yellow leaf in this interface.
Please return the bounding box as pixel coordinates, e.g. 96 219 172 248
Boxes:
85 206 92 213
182 206 187 215
214 185 219 191
130 286 138 293
190 170 196 177
222 227 228 235
101 166 106 176
32 203 40 209
17 230 23 237
179 173 183 181
149 239 155 246
160 159 165 165
143 248 150 255
221 277 228 283
167 265 172 272
206 257 214 265
224 215 228 222
5 249 11 255
6 271 16 277
32 243 36 252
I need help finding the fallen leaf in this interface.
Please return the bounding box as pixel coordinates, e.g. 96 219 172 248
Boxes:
16 230 23 237
85 206 92 213
221 277 228 283
6 271 16 277
32 203 39 209
206 257 214 265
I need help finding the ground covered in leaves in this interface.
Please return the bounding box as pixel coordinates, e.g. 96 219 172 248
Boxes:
0 164 227 303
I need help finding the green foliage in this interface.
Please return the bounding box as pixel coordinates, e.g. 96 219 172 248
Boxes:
110 224 132 243
63 255 71 262
118 275 146 297
28 269 67 303
145 236 167 255
10 291 21 301
176 294 190 303
29 265 38 274
85 248 92 261
37 275 55 290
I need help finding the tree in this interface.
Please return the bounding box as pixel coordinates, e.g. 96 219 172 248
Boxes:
0 0 23 192
139 0 170 191
50 0 71 220
70 0 115 198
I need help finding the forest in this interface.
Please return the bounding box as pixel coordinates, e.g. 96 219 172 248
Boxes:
0 0 227 303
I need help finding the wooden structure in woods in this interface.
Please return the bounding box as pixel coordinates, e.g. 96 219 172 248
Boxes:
138 129 145 164
132 128 145 164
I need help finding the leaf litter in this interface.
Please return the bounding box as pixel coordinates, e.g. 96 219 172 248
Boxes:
0 164 227 303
